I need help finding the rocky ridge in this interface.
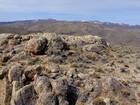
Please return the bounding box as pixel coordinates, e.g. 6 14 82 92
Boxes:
0 33 140 105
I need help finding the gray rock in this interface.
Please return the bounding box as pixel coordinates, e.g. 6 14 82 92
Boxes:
35 92 57 105
48 55 65 64
110 78 136 103
76 92 89 105
82 44 105 54
4 80 13 105
13 44 24 54
24 65 42 81
57 95 69 105
8 51 27 62
8 65 23 82
25 37 47 55
52 78 68 95
1 54 11 62
47 36 69 55
34 75 52 95
11 84 37 105
12 81 24 92
0 67 9 79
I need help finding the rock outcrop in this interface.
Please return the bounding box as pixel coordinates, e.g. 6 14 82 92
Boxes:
0 33 140 105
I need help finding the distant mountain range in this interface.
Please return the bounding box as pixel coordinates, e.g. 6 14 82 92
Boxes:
1 19 140 47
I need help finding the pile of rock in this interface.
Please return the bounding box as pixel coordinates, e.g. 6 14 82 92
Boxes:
0 33 139 105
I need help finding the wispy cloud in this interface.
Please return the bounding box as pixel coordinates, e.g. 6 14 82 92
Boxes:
0 0 139 13
0 0 140 24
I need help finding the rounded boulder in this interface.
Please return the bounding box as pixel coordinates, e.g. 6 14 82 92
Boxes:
25 37 47 55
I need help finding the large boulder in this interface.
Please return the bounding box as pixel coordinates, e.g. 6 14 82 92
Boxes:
46 36 69 55
25 37 47 55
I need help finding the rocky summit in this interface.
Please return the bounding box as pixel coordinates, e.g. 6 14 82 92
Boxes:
0 33 140 105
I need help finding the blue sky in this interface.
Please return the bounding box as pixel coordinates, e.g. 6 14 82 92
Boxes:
0 0 140 25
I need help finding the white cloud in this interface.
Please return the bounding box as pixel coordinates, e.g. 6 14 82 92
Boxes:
0 0 140 24
0 0 139 14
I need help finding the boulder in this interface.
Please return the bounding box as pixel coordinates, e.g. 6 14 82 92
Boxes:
35 92 57 105
8 51 27 62
82 44 105 54
60 35 96 45
8 65 23 82
25 37 47 55
34 75 52 95
47 36 69 55
11 84 37 105
93 36 107 46
48 55 65 64
52 78 68 95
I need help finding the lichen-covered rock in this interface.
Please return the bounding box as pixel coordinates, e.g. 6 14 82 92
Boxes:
46 36 69 55
8 65 23 82
11 84 37 105
48 55 65 64
25 37 47 55
82 44 106 54
35 92 57 105
8 51 27 62
52 78 68 95
34 75 52 94
60 35 96 45
4 80 13 105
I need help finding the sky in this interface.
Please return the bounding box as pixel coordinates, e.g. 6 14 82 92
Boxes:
0 0 140 25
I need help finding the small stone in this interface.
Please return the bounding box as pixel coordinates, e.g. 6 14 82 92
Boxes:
120 67 129 73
